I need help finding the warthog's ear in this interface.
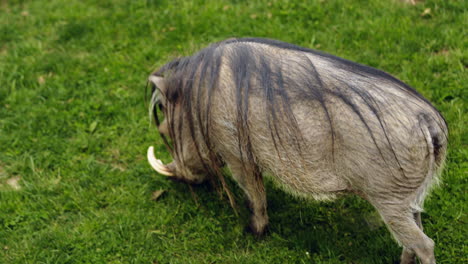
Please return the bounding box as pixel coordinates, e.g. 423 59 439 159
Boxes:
150 74 181 103
149 75 166 91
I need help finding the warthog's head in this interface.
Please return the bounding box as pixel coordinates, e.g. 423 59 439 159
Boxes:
147 73 211 184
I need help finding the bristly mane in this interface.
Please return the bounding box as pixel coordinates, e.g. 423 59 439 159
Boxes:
149 37 447 195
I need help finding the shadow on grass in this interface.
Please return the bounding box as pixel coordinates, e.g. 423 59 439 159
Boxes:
265 182 401 263
158 176 401 263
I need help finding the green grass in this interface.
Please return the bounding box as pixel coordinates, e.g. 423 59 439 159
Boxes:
0 0 466 263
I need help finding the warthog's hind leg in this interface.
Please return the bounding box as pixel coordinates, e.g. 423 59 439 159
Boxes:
374 205 436 264
400 212 426 264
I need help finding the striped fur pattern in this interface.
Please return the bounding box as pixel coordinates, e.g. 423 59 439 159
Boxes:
148 38 448 264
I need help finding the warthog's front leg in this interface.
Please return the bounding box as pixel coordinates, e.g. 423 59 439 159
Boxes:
228 160 268 236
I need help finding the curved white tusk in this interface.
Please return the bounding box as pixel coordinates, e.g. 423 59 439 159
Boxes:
147 146 174 176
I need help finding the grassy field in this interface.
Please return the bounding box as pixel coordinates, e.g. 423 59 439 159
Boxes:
0 0 466 263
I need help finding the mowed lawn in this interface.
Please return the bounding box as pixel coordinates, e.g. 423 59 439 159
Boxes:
0 0 466 263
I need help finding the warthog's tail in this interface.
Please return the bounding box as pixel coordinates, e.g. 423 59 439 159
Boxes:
411 113 448 212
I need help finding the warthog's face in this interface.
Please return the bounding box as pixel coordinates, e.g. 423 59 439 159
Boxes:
147 75 208 184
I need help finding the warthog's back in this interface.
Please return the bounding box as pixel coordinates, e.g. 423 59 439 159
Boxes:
207 39 447 201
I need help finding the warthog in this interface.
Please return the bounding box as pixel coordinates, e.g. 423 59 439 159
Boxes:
147 38 447 264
